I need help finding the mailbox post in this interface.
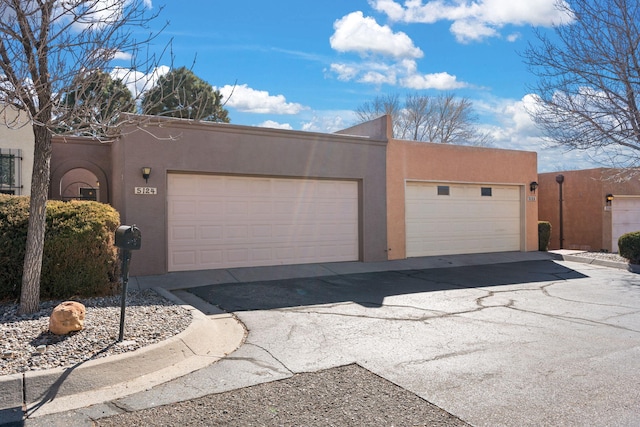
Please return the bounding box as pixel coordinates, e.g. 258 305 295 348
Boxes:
114 225 142 342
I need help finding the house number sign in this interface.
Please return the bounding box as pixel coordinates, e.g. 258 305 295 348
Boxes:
134 187 157 195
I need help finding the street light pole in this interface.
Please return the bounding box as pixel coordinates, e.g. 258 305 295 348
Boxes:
556 174 565 249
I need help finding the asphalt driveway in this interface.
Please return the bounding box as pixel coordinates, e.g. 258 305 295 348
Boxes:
179 259 640 426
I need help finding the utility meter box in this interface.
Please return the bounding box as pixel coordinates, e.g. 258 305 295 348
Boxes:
115 225 142 251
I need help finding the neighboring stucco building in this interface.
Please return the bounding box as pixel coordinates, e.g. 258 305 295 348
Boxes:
50 114 539 276
339 115 539 260
0 106 34 195
538 168 640 252
386 138 539 259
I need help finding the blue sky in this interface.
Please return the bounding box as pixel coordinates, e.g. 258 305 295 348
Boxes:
115 0 604 173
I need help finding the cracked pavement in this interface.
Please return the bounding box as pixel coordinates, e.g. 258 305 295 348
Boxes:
33 258 640 426
187 259 640 426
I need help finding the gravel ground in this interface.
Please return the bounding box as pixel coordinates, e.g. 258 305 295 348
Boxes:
0 289 192 376
97 364 470 427
568 251 629 263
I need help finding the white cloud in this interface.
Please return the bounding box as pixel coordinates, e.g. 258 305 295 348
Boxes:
112 51 131 60
369 0 574 43
302 113 354 134
478 94 545 149
65 0 154 31
329 63 360 81
217 84 308 115
329 58 468 90
449 19 498 43
360 71 396 85
330 11 423 59
368 0 407 21
506 32 521 42
328 11 469 90
475 94 605 172
401 71 467 90
259 120 293 130
110 65 169 98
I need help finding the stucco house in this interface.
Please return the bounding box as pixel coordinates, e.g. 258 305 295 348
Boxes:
0 106 34 196
50 114 539 276
538 168 640 252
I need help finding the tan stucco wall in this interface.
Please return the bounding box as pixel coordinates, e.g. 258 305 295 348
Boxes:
114 116 389 276
47 113 541 276
538 168 640 251
387 138 539 259
0 106 33 195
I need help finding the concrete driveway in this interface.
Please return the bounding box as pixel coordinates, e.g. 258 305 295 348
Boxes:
175 258 640 427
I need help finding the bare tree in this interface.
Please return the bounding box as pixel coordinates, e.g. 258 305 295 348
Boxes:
524 0 640 167
0 0 164 314
397 93 430 141
355 93 492 146
355 93 401 128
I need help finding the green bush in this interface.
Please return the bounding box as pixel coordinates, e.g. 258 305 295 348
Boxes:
0 195 29 299
538 221 552 251
0 194 120 301
618 231 640 264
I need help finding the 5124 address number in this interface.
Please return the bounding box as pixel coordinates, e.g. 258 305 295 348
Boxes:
134 187 157 195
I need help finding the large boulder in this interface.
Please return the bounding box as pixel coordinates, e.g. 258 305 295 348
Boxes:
49 301 86 335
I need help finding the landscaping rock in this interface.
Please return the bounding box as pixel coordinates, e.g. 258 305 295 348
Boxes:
49 301 86 335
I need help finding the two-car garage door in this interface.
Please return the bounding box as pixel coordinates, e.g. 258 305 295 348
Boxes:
167 174 359 271
405 182 522 257
167 176 522 271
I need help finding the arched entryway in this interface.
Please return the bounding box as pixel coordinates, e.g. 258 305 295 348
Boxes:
59 168 100 201
50 159 110 204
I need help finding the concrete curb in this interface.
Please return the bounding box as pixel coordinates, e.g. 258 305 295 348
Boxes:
551 251 639 273
0 288 246 422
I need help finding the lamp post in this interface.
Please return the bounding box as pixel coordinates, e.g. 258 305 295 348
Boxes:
556 174 565 249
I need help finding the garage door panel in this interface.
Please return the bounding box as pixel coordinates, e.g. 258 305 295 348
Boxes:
171 250 197 266
170 200 197 216
250 201 273 215
171 226 197 240
200 249 223 264
406 182 521 257
226 200 249 216
168 174 359 271
200 226 223 240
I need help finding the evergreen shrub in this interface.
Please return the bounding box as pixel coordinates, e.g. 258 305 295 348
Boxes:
538 221 552 251
0 194 120 301
618 231 640 264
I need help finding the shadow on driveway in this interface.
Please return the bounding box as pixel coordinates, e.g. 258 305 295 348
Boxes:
187 260 587 312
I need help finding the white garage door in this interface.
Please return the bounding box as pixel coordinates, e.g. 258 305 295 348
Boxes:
612 196 640 253
405 182 522 257
167 174 359 271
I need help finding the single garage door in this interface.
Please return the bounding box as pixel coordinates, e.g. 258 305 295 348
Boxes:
612 196 640 252
405 182 522 257
167 174 359 271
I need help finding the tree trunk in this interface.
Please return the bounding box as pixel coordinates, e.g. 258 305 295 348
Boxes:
19 126 52 315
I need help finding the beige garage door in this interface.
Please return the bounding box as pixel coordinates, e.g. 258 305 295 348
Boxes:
406 182 522 257
612 196 640 252
167 174 359 271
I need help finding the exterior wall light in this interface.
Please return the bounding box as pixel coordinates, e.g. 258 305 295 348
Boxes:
605 193 614 206
529 181 539 193
141 167 151 183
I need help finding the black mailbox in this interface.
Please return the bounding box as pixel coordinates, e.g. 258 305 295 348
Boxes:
115 225 142 250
